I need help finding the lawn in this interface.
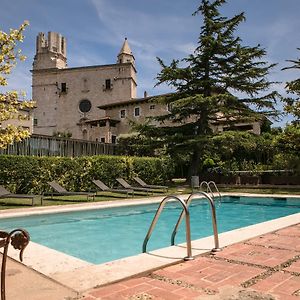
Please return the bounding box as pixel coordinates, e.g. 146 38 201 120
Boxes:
0 185 299 209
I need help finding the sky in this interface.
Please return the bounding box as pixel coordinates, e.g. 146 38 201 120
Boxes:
1 0 300 127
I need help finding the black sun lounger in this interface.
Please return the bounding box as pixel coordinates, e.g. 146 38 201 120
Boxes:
92 179 134 197
133 177 168 192
116 178 161 195
46 181 95 201
0 185 41 206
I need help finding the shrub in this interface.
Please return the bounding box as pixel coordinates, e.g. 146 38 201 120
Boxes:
0 155 174 193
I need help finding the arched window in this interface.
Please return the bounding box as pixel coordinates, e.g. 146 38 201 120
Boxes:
82 129 88 140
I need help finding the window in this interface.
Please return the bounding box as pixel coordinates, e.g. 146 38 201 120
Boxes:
105 79 111 90
150 104 155 110
61 38 65 52
79 99 92 113
167 103 173 112
134 107 140 117
61 82 67 93
33 118 38 126
82 129 88 140
111 135 117 144
120 109 126 118
100 137 105 143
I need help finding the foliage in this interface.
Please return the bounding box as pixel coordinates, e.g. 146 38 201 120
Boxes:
134 0 280 178
282 48 300 122
117 133 159 157
271 153 300 173
0 155 174 194
0 21 35 148
53 131 72 138
274 123 300 154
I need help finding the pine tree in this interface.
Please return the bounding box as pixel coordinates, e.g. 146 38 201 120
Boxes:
282 48 300 122
136 0 280 178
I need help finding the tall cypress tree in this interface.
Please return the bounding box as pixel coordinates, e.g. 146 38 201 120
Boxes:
137 0 280 178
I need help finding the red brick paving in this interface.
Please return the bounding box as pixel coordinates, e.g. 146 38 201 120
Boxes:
284 259 300 274
83 223 300 299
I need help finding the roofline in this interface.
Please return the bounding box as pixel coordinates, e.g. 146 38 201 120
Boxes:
98 93 173 109
84 117 120 124
31 62 136 73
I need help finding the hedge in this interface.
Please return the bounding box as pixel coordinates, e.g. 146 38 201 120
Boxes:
0 155 174 194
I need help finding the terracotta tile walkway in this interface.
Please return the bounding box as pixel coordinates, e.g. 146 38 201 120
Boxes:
83 223 300 300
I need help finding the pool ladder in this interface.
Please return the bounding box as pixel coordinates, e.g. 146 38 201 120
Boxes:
142 190 221 261
199 181 222 201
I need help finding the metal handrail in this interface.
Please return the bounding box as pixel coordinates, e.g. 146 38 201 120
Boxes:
142 195 194 261
200 181 222 200
208 181 222 200
171 191 221 252
0 228 30 300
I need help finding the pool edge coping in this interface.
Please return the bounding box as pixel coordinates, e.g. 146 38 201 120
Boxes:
3 192 300 292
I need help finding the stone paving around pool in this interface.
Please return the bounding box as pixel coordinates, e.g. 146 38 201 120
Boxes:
82 223 300 300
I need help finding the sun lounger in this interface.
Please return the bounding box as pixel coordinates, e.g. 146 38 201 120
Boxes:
92 180 134 197
116 178 158 195
133 177 168 192
0 185 41 206
46 181 95 201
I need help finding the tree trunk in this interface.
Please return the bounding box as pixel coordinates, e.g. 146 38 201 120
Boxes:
187 147 201 183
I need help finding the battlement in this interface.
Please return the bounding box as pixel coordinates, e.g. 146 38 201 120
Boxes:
33 32 67 70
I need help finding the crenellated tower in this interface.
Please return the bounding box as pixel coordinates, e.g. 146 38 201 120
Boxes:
33 32 67 70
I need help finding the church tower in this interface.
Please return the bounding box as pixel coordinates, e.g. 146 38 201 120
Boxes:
117 38 135 66
33 32 67 70
32 33 137 140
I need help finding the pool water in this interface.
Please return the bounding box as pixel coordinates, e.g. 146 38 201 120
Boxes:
0 196 299 264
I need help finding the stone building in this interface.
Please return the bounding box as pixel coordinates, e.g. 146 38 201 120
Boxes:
97 95 263 142
32 32 136 140
32 32 262 143
1 106 34 134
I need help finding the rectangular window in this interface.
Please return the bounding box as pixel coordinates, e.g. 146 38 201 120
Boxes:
100 137 105 143
134 107 140 117
120 109 126 118
105 79 111 90
61 82 67 93
111 135 117 144
167 103 173 112
150 104 155 110
33 118 38 126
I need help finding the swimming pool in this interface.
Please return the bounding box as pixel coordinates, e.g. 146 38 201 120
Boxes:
0 195 299 264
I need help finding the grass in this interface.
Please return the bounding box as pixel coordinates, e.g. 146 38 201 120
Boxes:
0 185 299 209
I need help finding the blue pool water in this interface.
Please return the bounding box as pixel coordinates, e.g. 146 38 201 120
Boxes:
0 196 299 264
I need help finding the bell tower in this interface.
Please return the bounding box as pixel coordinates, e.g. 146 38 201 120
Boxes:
33 32 67 70
117 38 135 66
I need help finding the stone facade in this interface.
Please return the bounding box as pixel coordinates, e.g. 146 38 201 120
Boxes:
1 107 34 134
97 96 262 142
32 32 136 140
32 32 262 143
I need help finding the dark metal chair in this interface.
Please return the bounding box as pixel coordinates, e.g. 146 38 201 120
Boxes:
0 229 30 300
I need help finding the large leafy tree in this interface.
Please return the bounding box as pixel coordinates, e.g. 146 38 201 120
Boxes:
0 21 34 149
136 0 280 178
282 48 300 122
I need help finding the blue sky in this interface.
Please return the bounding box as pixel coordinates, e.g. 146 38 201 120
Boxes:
1 0 300 127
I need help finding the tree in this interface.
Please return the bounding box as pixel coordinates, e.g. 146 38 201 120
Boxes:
136 0 280 179
0 21 34 149
282 48 300 122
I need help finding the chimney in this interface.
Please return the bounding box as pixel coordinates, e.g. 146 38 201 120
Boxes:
144 91 148 98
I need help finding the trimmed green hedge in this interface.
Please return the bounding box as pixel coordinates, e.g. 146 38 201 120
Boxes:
0 155 174 194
